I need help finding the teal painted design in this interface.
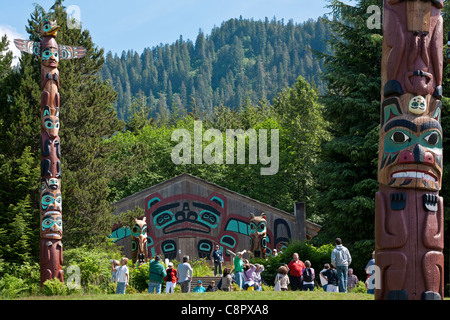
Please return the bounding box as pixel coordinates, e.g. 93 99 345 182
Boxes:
199 242 211 251
210 196 224 208
108 227 130 242
383 102 402 126
384 129 442 155
220 235 236 248
41 215 62 231
153 210 176 229
42 48 59 61
163 242 175 252
197 209 219 228
225 219 250 235
41 192 62 211
432 105 441 122
250 221 266 234
147 197 161 209
131 223 147 237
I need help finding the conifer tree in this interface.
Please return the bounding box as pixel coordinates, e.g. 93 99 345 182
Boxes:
313 0 383 244
0 36 40 263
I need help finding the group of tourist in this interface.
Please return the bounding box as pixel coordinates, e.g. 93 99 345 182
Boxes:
111 238 372 294
270 238 355 293
232 249 265 291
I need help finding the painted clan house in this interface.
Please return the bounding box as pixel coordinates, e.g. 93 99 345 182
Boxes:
110 174 321 262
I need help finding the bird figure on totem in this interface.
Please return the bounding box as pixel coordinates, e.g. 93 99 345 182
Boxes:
14 18 86 61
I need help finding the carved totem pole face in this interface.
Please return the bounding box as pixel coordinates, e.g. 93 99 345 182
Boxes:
40 181 62 239
378 95 443 191
41 178 60 191
249 213 267 258
41 19 60 37
41 212 63 239
42 115 60 138
383 0 443 98
40 189 62 213
131 217 148 264
41 37 59 69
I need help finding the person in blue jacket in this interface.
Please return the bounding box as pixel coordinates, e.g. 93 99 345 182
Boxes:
212 245 224 276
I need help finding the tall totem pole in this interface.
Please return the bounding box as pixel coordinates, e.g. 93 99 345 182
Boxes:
14 19 86 286
376 0 444 300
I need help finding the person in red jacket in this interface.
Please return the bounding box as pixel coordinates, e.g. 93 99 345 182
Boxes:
164 262 178 293
288 252 305 291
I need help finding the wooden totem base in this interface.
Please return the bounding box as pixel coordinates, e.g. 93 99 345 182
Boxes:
375 185 444 300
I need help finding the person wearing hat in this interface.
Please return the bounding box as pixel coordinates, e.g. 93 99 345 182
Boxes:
148 255 167 294
164 261 178 293
193 279 206 293
233 250 246 290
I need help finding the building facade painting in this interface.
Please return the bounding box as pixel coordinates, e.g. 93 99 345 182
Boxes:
111 174 320 262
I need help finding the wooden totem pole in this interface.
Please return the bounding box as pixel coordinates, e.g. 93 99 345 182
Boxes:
14 19 86 286
131 217 148 266
249 213 267 259
376 0 444 300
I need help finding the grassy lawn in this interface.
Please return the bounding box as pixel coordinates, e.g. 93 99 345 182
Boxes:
19 290 375 300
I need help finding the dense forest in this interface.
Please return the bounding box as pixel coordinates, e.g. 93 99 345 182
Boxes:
1 0 450 287
100 16 331 120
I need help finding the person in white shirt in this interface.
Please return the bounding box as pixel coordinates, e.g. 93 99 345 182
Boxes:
177 255 193 293
115 257 129 294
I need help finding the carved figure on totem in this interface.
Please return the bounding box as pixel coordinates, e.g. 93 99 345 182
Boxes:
14 18 86 287
376 0 444 300
383 0 443 98
131 217 148 266
249 213 267 259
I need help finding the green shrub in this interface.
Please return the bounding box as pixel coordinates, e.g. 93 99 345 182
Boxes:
84 283 105 295
63 244 122 292
106 281 117 294
0 261 41 299
169 257 212 277
190 258 213 276
41 278 67 296
129 261 149 292
351 281 368 294
173 283 181 293
0 274 28 299
260 284 272 291
231 282 241 291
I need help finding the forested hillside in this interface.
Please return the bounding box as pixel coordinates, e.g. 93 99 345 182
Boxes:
100 16 331 120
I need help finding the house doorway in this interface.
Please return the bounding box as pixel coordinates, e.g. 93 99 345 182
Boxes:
178 237 196 261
